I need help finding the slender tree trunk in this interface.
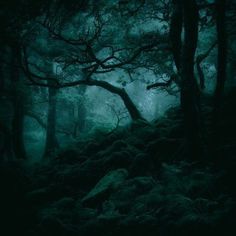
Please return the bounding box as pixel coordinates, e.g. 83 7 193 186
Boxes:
44 81 58 158
0 63 4 92
11 45 26 159
0 48 14 161
73 85 87 138
170 0 183 71
227 59 236 87
12 95 26 159
213 0 227 118
0 121 14 161
180 0 201 158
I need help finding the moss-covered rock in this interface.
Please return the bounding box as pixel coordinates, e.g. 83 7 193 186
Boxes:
82 169 129 207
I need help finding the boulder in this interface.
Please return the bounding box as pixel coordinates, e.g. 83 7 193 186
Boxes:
56 149 85 164
76 202 98 220
82 169 128 207
52 197 75 209
97 140 128 159
26 188 51 204
110 176 156 213
129 153 152 176
104 151 133 169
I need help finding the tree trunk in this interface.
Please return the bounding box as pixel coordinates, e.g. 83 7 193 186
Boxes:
44 81 59 158
119 89 143 120
71 79 144 121
0 123 14 161
170 0 183 71
0 63 4 92
0 48 14 161
23 67 144 122
12 95 26 159
213 0 227 118
11 45 26 159
180 0 201 158
73 85 87 138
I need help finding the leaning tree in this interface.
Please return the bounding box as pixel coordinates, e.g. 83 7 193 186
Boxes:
21 2 170 123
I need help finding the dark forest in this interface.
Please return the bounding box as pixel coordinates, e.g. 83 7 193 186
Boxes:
0 0 236 235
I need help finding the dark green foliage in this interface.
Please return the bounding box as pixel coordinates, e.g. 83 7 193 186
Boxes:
2 91 236 235
1 0 236 235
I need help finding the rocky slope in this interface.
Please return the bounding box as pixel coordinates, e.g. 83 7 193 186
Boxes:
1 91 236 236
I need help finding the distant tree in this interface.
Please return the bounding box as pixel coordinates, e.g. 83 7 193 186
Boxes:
10 44 27 159
43 79 59 158
72 86 87 138
0 0 87 160
0 0 51 160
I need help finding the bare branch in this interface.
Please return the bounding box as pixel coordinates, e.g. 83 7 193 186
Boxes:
147 74 175 90
21 46 60 86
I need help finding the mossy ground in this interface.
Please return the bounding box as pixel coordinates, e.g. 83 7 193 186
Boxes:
1 90 236 236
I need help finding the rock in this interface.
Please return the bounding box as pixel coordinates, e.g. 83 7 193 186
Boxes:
163 194 194 219
129 153 152 176
53 197 75 209
110 176 156 213
58 160 105 191
104 151 132 169
120 214 157 227
26 188 50 204
76 202 98 220
110 140 128 150
82 169 129 207
140 185 164 211
56 149 84 164
128 176 156 192
97 201 123 223
97 140 128 159
146 138 180 162
39 216 77 236
84 142 100 156
26 184 69 205
125 136 146 149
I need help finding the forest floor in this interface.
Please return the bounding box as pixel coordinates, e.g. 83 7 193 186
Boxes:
1 89 236 236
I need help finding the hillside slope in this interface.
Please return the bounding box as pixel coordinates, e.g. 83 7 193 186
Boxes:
1 90 236 236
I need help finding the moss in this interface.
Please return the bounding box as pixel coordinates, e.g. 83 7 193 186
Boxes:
5 92 236 235
129 153 153 176
82 169 128 207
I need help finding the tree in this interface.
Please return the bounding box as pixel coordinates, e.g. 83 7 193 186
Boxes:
10 44 27 159
0 0 86 160
180 0 201 158
168 0 202 158
0 0 50 160
213 0 228 118
72 86 88 137
170 0 182 71
43 80 59 158
21 7 162 122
